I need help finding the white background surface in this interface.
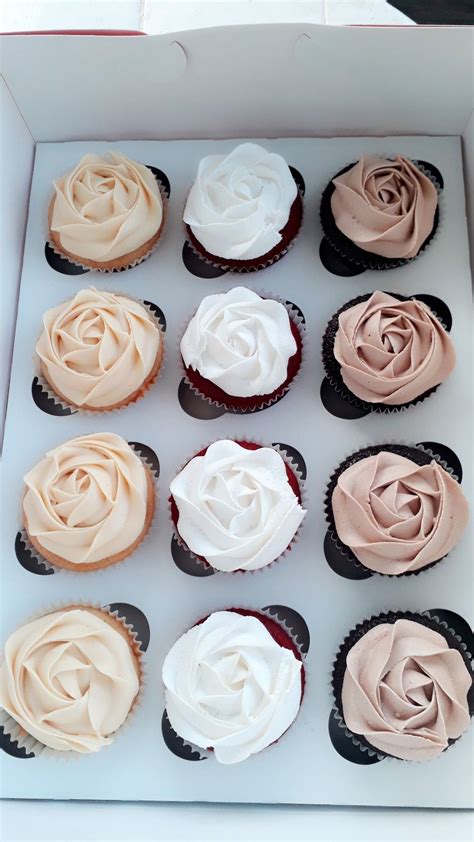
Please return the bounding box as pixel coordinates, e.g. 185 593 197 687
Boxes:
1 0 413 33
1 137 472 812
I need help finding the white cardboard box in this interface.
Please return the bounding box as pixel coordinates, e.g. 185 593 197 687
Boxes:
0 22 473 838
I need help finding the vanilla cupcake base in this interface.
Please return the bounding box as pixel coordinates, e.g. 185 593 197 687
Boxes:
23 467 155 573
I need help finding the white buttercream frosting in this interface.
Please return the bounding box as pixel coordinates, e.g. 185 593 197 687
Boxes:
183 143 297 260
0 608 139 753
170 440 306 572
180 287 297 397
163 610 302 763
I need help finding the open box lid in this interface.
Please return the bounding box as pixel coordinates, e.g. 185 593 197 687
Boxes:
1 24 473 140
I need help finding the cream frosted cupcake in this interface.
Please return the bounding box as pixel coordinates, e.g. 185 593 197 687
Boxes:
163 609 304 763
0 606 141 754
322 291 455 412
181 287 303 412
169 440 306 573
36 288 163 412
332 612 472 761
326 445 469 577
183 143 303 272
22 433 155 572
49 152 166 271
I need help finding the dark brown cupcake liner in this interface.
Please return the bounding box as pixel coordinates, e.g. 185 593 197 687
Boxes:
324 442 463 579
182 168 304 275
331 609 473 762
321 292 451 414
319 159 442 272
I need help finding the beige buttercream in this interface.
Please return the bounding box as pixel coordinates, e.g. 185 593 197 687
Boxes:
0 608 139 753
36 288 162 409
332 452 469 574
341 619 472 761
334 291 455 405
50 152 163 262
23 433 149 566
331 155 438 259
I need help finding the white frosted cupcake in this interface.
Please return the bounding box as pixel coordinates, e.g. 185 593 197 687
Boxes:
183 143 303 271
49 151 166 271
181 287 303 411
0 606 141 754
169 440 306 573
36 288 163 411
163 609 304 763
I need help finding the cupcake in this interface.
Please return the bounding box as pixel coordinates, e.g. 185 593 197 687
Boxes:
49 152 166 271
162 609 304 763
169 440 306 573
22 433 155 572
326 445 469 576
332 612 473 761
0 606 141 754
35 288 164 412
181 287 303 412
183 143 303 272
320 155 440 270
322 291 455 412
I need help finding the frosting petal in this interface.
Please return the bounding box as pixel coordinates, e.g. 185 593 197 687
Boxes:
181 287 297 397
50 152 163 261
184 143 297 260
170 440 306 572
23 433 150 565
331 156 438 259
0 608 139 753
36 288 162 409
334 291 455 405
332 452 469 574
341 619 472 760
163 611 302 763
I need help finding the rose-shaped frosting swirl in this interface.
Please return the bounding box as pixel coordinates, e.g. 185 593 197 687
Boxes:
0 608 139 753
50 152 163 261
23 433 150 565
334 291 455 405
332 452 469 574
341 619 472 760
183 143 297 260
181 287 297 397
170 440 306 572
36 288 162 409
163 611 302 763
331 155 438 259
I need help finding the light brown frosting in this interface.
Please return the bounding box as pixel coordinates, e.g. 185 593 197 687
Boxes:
50 152 163 261
23 433 149 565
334 291 455 405
36 288 162 409
341 619 472 761
332 452 469 574
331 155 438 259
0 608 139 753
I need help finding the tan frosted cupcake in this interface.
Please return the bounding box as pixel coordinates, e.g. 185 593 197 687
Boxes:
0 606 141 754
48 151 165 271
36 288 163 412
22 433 155 572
